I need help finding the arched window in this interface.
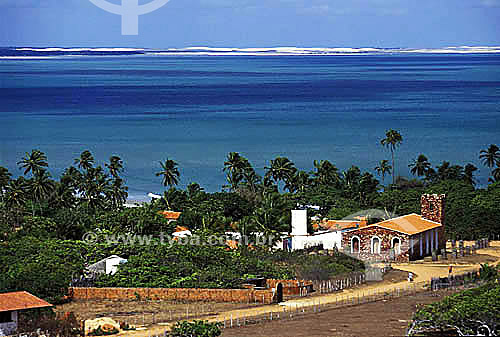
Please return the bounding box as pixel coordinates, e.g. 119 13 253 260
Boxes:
371 236 381 254
351 236 360 254
392 237 401 255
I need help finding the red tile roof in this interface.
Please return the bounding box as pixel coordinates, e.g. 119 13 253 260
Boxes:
0 291 52 312
347 214 442 236
159 211 181 220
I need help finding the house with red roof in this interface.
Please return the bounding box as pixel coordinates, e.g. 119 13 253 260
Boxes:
342 194 446 262
0 291 52 336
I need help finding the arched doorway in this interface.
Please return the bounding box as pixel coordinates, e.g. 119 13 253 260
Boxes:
392 237 401 255
351 237 360 254
371 237 381 254
276 283 283 303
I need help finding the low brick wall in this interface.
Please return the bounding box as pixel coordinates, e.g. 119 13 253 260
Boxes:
69 287 276 304
266 279 314 296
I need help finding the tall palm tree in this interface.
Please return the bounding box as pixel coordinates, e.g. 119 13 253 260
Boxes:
105 155 124 178
105 177 128 209
17 149 48 176
409 154 431 178
156 158 180 188
74 150 95 171
479 144 500 168
264 157 297 187
29 169 55 216
223 152 251 191
380 129 403 185
0 166 11 203
375 160 392 185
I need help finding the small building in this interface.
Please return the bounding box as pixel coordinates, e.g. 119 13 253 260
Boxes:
159 211 182 223
285 210 359 250
87 255 128 275
0 291 52 336
342 194 446 262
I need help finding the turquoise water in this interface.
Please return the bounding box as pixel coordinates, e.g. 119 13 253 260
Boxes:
1 53 499 199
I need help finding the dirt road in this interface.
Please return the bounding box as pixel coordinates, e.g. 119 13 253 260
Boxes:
117 242 500 336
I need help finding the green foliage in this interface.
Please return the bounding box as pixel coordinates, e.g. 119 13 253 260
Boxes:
0 237 85 303
170 320 221 337
95 243 293 289
411 283 500 336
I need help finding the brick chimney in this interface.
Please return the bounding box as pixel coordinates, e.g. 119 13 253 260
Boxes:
421 194 446 224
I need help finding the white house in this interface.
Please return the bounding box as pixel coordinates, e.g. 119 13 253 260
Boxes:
87 255 128 275
0 291 52 336
286 210 344 251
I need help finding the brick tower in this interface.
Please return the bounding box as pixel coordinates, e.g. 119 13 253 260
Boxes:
421 194 446 249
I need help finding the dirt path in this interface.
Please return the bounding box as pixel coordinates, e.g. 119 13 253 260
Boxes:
118 242 500 336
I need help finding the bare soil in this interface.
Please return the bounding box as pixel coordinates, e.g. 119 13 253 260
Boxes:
221 290 455 337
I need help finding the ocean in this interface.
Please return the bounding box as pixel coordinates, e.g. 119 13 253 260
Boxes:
0 47 499 200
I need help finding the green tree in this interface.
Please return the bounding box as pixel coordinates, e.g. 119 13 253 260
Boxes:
409 154 431 178
223 152 250 191
0 166 11 203
479 144 500 168
156 158 180 188
105 155 124 178
380 129 403 184
74 150 95 171
265 157 297 189
17 149 48 176
4 178 28 221
375 159 392 185
312 160 341 188
463 163 478 186
29 169 55 216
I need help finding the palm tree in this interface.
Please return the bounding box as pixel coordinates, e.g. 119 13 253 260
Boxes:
463 163 478 186
105 155 124 178
0 166 11 203
287 170 311 193
380 129 403 184
312 160 341 187
105 177 128 209
409 154 431 178
223 152 250 191
479 144 500 168
490 167 500 183
17 149 48 176
375 160 392 185
156 158 180 188
264 157 297 187
29 169 55 216
5 178 27 212
74 150 95 171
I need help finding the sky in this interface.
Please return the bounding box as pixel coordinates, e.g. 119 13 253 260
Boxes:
1 0 500 48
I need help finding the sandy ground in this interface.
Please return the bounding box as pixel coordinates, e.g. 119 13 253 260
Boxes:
77 242 500 336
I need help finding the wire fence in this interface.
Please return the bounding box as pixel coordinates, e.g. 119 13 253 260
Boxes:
7 270 485 337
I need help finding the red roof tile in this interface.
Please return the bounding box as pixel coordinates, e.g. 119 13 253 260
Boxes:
0 291 52 312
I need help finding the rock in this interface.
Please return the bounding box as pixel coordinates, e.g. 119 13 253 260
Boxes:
85 317 121 335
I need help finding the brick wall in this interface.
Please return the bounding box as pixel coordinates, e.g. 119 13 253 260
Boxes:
342 227 410 263
421 194 446 249
68 287 276 304
265 279 313 296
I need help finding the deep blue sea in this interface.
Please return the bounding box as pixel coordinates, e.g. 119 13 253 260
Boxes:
1 48 499 200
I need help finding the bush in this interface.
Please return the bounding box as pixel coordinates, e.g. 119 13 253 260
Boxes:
170 320 221 337
410 283 500 336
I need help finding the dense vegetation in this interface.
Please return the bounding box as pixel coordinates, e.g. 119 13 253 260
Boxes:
410 276 500 336
1 133 499 303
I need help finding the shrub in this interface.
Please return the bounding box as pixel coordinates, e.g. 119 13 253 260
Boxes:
170 320 221 337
